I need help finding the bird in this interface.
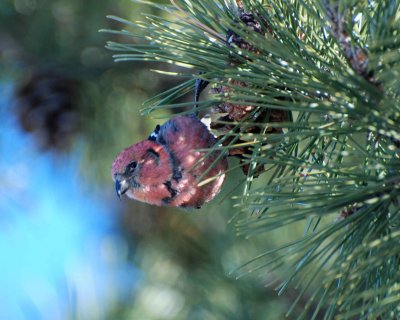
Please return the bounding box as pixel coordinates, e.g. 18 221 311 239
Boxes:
111 114 228 208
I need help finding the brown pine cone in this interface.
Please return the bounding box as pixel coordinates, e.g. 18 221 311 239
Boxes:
209 8 288 176
14 70 80 151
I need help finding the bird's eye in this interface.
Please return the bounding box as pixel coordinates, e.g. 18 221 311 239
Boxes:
126 161 137 174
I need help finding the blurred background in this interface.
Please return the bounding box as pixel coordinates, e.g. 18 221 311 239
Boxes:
0 0 307 319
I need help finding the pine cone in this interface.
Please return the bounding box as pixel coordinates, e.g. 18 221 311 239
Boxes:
14 70 80 151
226 12 267 56
209 9 288 176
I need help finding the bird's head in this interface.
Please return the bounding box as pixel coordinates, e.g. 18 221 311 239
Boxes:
111 140 172 199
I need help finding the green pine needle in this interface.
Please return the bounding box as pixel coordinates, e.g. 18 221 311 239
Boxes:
104 0 400 318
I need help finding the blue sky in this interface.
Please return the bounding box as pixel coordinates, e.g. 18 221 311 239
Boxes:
0 83 139 319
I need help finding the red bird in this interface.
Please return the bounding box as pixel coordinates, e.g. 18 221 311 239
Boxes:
111 115 228 208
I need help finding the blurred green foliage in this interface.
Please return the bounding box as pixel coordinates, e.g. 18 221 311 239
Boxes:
0 0 312 319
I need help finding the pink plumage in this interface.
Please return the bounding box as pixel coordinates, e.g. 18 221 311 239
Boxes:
111 115 228 208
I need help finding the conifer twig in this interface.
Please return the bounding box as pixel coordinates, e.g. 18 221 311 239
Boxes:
323 2 377 85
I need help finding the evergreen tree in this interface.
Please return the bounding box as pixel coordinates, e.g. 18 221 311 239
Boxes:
104 0 400 318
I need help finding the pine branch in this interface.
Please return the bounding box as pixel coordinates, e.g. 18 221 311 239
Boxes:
104 0 400 318
323 1 375 83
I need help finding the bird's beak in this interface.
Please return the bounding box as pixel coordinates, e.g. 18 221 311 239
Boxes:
115 178 129 199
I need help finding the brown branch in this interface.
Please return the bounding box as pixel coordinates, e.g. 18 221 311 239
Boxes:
324 2 378 85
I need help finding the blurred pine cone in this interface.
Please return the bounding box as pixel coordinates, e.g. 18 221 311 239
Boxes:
14 70 80 151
